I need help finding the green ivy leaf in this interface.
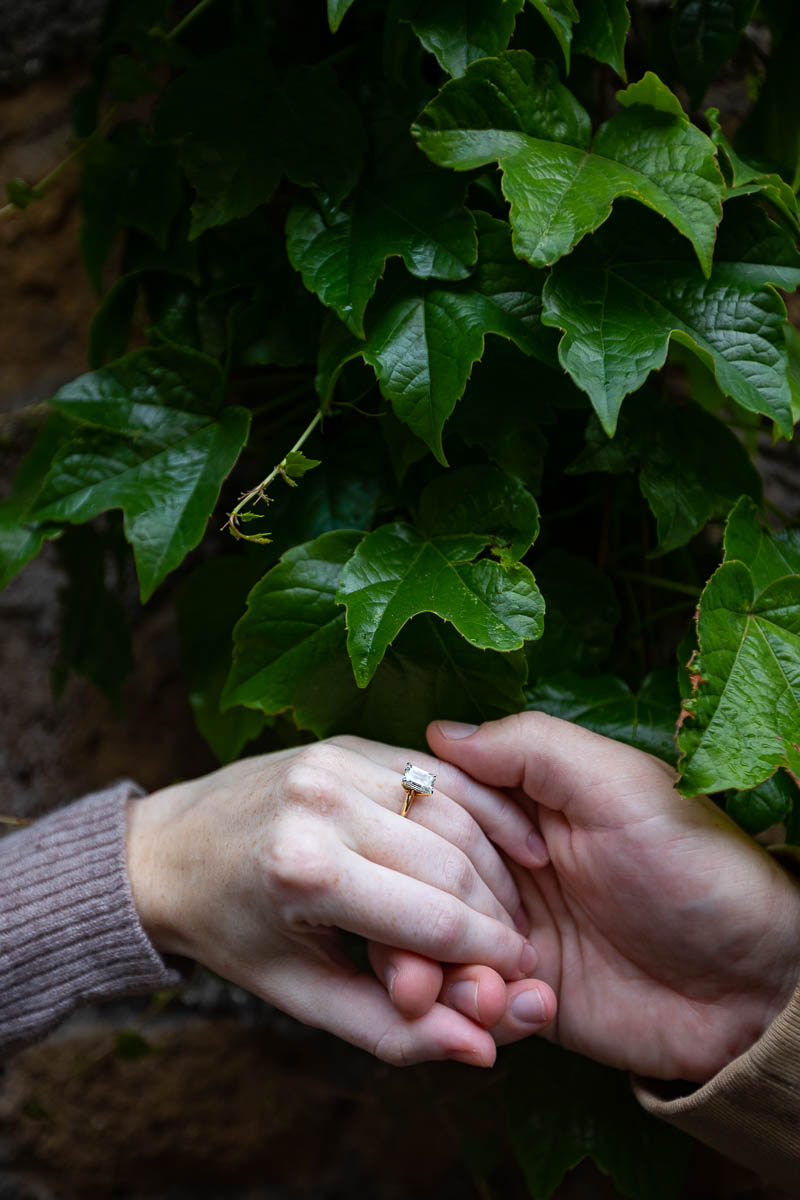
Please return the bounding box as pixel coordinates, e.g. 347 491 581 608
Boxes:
726 770 799 837
671 0 757 105
281 451 322 483
528 668 681 764
572 0 630 78
52 524 133 712
156 51 366 237
722 495 800 594
448 342 552 493
0 416 72 590
177 557 267 762
6 178 37 209
396 0 526 77
417 465 540 563
80 125 183 290
32 347 250 601
706 107 800 232
223 530 527 743
413 55 723 273
525 550 620 679
286 163 477 337
525 0 579 70
506 1039 692 1200
337 522 544 686
570 396 762 552
542 202 799 434
328 0 356 31
362 213 550 461
677 561 800 795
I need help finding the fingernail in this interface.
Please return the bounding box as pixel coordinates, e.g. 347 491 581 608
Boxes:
450 1046 493 1068
446 980 479 1019
513 905 528 934
436 721 478 740
511 988 546 1025
386 966 398 1003
519 941 538 975
527 829 549 866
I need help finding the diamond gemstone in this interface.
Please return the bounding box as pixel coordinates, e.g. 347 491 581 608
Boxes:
402 763 436 794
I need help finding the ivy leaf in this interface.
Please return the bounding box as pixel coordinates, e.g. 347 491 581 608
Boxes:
671 0 757 105
223 530 527 744
156 51 366 237
506 1040 691 1200
52 524 133 712
413 55 723 273
0 416 72 590
417 465 540 563
281 451 321 484
570 396 762 552
527 669 681 765
542 202 799 435
80 124 183 290
286 163 477 337
572 0 631 78
32 347 250 601
726 770 799 837
448 342 552 493
337 522 544 686
362 213 551 461
706 108 800 232
396 0 526 77
328 0 356 31
177 557 267 762
525 550 620 679
677 561 800 795
526 0 579 69
722 495 800 594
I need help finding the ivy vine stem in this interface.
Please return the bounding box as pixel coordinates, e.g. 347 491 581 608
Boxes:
614 569 700 598
225 409 323 543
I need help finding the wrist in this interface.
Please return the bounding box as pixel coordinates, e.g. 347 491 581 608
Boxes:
125 782 196 959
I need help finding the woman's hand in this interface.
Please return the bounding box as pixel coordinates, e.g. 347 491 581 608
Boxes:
125 734 552 1067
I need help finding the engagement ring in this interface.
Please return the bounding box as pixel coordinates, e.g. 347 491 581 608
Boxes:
400 763 436 817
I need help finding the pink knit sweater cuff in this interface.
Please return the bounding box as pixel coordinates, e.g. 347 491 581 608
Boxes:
0 782 182 1058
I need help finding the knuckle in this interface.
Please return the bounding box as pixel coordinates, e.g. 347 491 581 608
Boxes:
294 741 350 777
429 902 465 956
373 1025 418 1068
442 806 478 854
262 825 335 896
441 849 475 899
281 760 344 816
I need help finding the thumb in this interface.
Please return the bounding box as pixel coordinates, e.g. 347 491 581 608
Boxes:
427 712 675 821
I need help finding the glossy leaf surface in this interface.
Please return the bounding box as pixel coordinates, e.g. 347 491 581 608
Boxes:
397 0 526 76
413 56 723 273
362 213 551 460
33 347 250 601
337 523 544 686
542 204 799 434
286 164 477 337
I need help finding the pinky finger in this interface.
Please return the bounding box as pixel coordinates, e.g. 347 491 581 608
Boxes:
252 954 498 1068
368 942 444 1020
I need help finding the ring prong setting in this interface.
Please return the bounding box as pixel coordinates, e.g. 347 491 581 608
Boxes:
401 763 436 817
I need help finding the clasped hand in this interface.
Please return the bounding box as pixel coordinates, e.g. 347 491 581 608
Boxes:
127 714 800 1081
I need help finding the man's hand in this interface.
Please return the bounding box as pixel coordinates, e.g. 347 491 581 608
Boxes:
393 713 800 1082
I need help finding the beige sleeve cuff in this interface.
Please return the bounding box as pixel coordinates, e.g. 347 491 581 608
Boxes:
633 979 800 1196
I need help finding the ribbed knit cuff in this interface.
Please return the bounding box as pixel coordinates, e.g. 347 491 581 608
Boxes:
0 782 182 1058
633 980 800 1195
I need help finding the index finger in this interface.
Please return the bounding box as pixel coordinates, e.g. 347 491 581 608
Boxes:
328 734 549 868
